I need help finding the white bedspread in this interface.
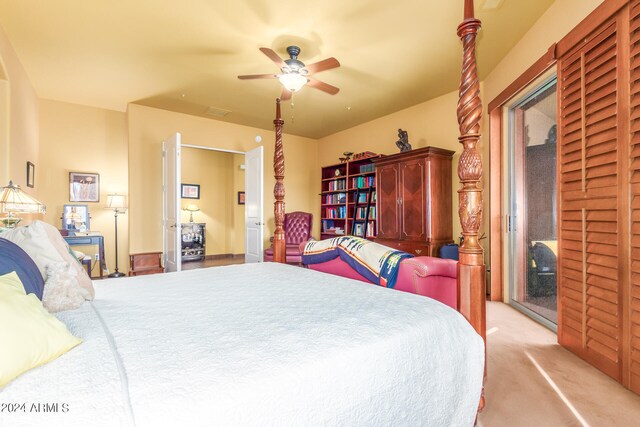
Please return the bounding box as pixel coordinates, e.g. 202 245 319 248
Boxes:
1 263 484 427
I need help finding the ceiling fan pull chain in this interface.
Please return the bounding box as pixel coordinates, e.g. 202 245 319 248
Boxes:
290 93 296 123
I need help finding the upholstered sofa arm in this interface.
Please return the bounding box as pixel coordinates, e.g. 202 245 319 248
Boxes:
304 248 459 310
399 256 457 278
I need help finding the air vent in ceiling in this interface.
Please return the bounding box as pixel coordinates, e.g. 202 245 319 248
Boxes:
206 107 231 117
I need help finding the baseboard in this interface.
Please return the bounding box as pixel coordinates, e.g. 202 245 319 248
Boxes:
204 253 245 261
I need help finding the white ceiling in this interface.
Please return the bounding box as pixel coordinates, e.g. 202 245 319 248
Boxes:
0 0 555 139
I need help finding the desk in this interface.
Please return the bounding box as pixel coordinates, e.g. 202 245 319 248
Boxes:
64 234 106 279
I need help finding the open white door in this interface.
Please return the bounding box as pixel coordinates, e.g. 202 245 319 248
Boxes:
245 146 264 263
162 133 182 272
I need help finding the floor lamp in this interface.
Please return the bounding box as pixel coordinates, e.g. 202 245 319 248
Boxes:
106 194 127 278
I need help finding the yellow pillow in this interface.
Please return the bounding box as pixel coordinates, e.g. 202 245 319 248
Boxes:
0 271 82 387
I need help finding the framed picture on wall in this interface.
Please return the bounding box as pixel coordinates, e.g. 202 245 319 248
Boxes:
62 204 90 232
69 172 100 202
237 191 245 205
26 161 35 188
181 183 200 199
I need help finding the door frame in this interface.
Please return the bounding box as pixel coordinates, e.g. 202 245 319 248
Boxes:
488 45 557 302
162 133 182 273
179 144 264 261
505 75 558 331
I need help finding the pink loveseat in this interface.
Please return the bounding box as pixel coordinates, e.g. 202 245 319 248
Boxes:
302 246 458 310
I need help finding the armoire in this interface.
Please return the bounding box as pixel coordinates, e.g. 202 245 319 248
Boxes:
556 0 640 394
372 146 454 257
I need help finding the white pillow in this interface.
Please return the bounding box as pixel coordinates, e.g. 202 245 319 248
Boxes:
1 221 95 300
0 221 65 278
39 221 94 300
42 262 86 312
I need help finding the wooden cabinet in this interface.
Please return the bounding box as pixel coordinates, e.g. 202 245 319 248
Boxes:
129 252 163 276
320 154 380 239
373 146 454 257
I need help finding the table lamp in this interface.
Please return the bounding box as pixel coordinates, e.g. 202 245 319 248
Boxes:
184 204 200 222
106 193 127 278
0 181 46 228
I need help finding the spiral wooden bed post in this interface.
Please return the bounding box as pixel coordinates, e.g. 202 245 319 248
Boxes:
457 1 486 341
273 98 286 263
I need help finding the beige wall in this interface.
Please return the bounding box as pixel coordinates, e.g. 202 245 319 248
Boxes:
0 24 39 193
318 0 604 257
38 99 129 276
180 147 245 256
127 103 318 254
318 88 469 241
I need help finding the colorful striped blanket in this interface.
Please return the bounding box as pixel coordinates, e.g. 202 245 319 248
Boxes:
302 236 413 288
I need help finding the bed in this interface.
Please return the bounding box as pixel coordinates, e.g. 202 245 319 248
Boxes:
1 263 484 427
1 0 487 425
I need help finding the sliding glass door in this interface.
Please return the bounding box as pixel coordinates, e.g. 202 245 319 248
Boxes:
508 77 558 329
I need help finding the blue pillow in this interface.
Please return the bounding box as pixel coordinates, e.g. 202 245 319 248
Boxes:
0 238 45 300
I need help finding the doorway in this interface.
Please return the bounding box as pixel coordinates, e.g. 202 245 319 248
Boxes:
507 76 558 329
180 145 246 269
162 137 264 272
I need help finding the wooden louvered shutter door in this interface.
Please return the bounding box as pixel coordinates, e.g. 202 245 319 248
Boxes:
558 16 625 382
629 0 640 394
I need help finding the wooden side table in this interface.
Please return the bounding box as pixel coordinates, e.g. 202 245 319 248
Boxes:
129 252 164 276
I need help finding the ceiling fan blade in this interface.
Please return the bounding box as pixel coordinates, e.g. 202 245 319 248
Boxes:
307 77 340 95
280 88 292 101
259 47 287 68
237 73 277 80
305 57 340 74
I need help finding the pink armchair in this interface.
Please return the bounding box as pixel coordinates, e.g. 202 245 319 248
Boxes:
264 211 313 265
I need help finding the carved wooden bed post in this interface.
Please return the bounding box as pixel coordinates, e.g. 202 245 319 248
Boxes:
273 98 286 263
457 0 486 341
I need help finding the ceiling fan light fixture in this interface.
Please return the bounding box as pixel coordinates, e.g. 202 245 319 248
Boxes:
278 72 308 92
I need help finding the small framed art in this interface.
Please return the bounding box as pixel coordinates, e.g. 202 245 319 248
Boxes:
181 184 200 199
26 161 35 188
69 172 100 202
238 191 245 205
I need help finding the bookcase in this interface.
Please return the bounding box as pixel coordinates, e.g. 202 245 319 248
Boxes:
320 154 380 240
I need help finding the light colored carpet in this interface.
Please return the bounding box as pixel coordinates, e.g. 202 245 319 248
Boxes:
478 302 640 426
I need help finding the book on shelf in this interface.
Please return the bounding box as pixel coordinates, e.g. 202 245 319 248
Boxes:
322 219 334 232
356 206 376 219
351 176 375 188
324 192 346 204
328 179 346 191
324 206 346 219
359 163 375 173
356 191 376 203
352 222 375 237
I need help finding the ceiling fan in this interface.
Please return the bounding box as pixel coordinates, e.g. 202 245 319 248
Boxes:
238 46 340 101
